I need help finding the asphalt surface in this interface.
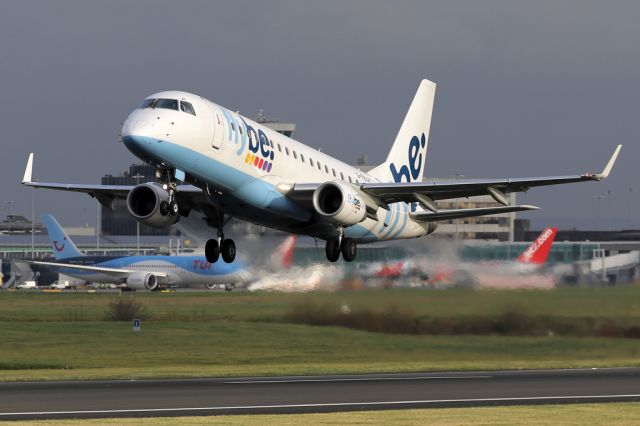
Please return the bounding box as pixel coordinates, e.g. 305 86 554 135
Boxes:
1 368 640 420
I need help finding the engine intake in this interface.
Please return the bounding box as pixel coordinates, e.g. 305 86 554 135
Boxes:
312 181 366 226
127 183 178 228
126 272 158 291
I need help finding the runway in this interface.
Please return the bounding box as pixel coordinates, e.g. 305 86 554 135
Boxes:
1 368 640 420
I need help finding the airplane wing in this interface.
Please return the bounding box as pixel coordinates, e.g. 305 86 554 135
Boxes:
24 260 168 278
285 145 621 216
21 153 205 211
359 145 621 206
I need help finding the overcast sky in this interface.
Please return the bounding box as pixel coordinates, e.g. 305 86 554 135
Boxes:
1 0 638 231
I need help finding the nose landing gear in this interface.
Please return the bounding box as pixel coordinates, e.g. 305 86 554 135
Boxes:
156 168 181 219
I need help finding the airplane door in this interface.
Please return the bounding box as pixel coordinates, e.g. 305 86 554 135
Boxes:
208 105 224 150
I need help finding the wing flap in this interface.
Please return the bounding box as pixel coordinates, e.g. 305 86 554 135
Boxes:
410 205 539 222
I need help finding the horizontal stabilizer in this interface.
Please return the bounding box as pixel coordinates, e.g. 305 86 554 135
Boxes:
410 205 539 222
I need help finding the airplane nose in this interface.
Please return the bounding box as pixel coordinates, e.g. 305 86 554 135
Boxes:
121 119 155 140
121 119 159 158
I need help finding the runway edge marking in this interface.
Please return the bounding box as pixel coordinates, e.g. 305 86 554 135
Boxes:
3 394 640 417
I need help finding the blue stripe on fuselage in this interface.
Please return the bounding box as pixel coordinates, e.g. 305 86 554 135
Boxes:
123 135 310 222
123 135 379 243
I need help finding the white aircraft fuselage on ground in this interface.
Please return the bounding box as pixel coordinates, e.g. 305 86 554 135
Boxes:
23 80 621 263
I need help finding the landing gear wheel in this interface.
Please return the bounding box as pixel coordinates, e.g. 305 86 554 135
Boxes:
159 201 170 216
205 239 220 263
325 238 341 262
221 239 236 263
341 238 357 262
169 200 179 216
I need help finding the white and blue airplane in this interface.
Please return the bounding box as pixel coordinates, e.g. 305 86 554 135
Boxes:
31 214 250 290
22 79 621 263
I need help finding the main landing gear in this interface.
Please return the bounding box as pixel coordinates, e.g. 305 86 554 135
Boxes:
205 236 236 263
204 214 236 264
325 227 357 263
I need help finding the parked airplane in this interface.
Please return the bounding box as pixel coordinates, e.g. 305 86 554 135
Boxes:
355 227 559 282
424 227 559 288
21 80 621 263
30 214 252 290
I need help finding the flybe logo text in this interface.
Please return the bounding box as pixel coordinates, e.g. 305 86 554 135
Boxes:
221 109 275 173
389 133 427 183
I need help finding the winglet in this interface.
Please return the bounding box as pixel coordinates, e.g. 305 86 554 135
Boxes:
22 153 34 184
595 145 622 180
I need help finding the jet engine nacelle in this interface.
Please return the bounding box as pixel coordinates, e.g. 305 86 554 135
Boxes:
126 272 158 291
126 183 179 228
312 180 367 226
423 221 438 235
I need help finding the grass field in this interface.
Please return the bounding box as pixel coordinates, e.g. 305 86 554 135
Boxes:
1 287 639 381
5 403 640 425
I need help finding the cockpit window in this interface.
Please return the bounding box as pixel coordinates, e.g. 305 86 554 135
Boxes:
180 101 196 116
153 99 179 111
138 98 155 109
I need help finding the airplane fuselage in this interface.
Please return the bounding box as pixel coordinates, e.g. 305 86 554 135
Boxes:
121 91 429 243
55 255 246 286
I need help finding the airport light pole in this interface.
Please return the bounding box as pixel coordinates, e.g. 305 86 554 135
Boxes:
628 187 634 229
4 200 13 220
594 194 605 230
31 191 35 259
605 190 613 231
96 203 100 251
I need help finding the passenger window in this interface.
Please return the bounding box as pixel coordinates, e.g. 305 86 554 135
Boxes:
317 161 321 170
180 101 196 116
301 153 305 163
293 151 297 159
340 172 345 180
332 169 336 177
348 176 353 183
325 165 329 174
310 158 314 167
278 143 282 152
154 98 179 111
285 147 289 156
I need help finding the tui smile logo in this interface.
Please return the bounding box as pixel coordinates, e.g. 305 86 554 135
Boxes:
53 238 66 252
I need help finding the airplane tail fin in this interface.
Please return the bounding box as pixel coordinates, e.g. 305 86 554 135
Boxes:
517 227 558 265
43 215 83 259
271 235 297 269
369 79 436 183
